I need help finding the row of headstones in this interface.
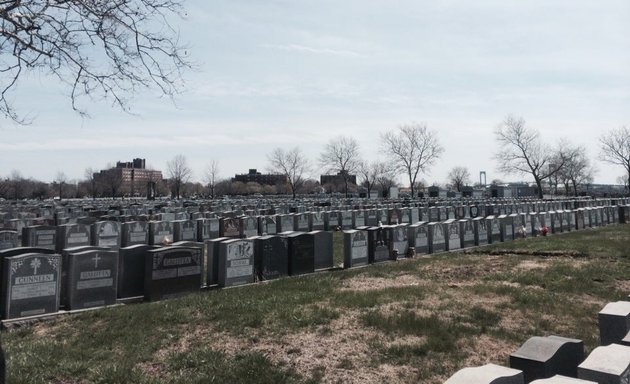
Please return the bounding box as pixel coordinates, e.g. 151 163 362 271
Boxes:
0 229 337 320
445 300 630 383
4 203 628 252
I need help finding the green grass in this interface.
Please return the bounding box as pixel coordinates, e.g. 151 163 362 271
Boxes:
3 224 630 384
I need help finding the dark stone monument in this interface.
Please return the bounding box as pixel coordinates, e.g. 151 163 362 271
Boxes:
144 246 202 301
219 217 240 238
1 252 61 319
408 222 428 255
197 218 220 241
118 244 157 299
173 220 197 242
367 226 391 263
344 230 368 268
205 237 230 286
240 216 258 238
286 232 315 276
510 335 584 383
91 221 121 250
218 239 255 287
311 212 325 231
473 217 489 245
428 222 445 254
461 219 475 248
56 224 91 252
121 221 148 247
254 235 288 281
148 221 174 245
599 301 630 346
0 231 18 251
311 230 333 270
444 219 462 251
65 249 118 310
22 225 57 250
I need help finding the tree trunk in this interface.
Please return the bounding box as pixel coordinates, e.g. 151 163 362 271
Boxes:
535 177 543 199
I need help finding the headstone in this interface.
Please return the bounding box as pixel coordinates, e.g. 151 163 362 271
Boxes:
445 363 524 384
240 216 258 238
205 237 230 286
258 216 277 235
148 221 174 245
91 221 121 250
311 230 333 270
390 224 409 257
473 217 489 246
254 236 288 281
408 222 428 255
118 244 157 299
197 218 220 241
599 301 630 346
530 376 595 383
311 212 325 231
461 219 475 248
22 225 57 250
219 217 240 238
217 239 254 287
367 226 391 263
1 252 61 319
428 222 445 254
510 335 584 382
121 221 148 247
343 230 368 268
444 219 462 251
0 231 18 251
172 220 197 242
144 246 202 301
65 249 118 310
578 343 630 383
286 232 315 276
56 224 91 252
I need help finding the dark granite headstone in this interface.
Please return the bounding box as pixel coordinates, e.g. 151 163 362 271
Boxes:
428 222 445 254
218 239 255 287
311 230 333 270
219 217 240 238
367 226 391 262
56 223 91 252
344 230 368 268
121 221 148 247
444 219 462 251
1 252 61 319
118 244 157 298
0 231 18 251
473 217 488 245
311 212 325 231
205 237 230 286
254 235 288 281
66 249 118 310
286 232 315 276
461 219 475 248
148 221 174 245
197 218 220 241
91 221 121 250
144 246 202 301
22 225 57 250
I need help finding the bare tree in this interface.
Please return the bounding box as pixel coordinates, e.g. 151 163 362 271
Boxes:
557 146 595 196
600 126 630 196
358 160 393 198
267 147 310 199
319 136 361 197
494 115 569 199
98 165 123 199
204 159 220 199
8 170 25 200
0 0 190 123
617 175 629 194
83 168 98 199
381 123 443 198
167 154 192 199
447 166 471 192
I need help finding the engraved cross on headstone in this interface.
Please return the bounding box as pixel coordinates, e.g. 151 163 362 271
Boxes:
92 253 101 268
30 258 41 275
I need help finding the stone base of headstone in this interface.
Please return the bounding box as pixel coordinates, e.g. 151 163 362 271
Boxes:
445 363 524 384
578 343 630 383
530 375 596 383
509 335 584 382
598 301 630 346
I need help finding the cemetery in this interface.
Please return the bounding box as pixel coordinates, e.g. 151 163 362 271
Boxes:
0 196 628 383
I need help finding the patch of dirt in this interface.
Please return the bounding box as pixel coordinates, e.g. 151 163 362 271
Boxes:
462 334 516 367
473 249 585 258
340 274 429 291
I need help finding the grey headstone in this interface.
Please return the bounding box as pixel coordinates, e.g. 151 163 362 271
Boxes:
218 239 254 287
599 301 630 346
578 343 630 383
509 335 584 382
343 229 368 268
445 363 524 384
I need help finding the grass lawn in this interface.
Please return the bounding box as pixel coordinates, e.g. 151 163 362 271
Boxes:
3 224 630 383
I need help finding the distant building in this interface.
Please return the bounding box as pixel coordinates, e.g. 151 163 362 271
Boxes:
232 169 288 186
320 171 357 194
490 183 538 198
94 158 163 197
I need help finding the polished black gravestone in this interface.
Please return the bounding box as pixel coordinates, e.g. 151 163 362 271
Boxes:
286 232 315 276
205 237 230 287
311 230 333 270
118 244 157 299
254 235 288 281
66 249 118 310
144 246 202 301
56 223 91 252
121 221 148 247
91 221 121 250
148 221 174 246
218 239 255 287
367 227 391 263
1 252 61 319
0 231 17 251
22 225 57 250
197 218 220 241
344 230 368 268
510 335 584 383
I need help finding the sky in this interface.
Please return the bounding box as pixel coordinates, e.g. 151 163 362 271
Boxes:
1 0 629 186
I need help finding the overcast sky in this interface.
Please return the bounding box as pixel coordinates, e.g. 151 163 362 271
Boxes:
1 0 629 186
